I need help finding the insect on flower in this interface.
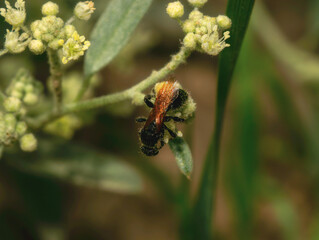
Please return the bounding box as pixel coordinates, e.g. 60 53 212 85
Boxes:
136 77 188 156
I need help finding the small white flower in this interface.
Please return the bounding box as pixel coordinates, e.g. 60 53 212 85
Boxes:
74 1 95 21
62 31 91 64
201 26 230 56
0 0 26 28
5 29 30 53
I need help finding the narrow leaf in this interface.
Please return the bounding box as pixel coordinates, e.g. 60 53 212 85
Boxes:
193 0 255 239
169 137 193 179
5 139 143 194
84 0 153 76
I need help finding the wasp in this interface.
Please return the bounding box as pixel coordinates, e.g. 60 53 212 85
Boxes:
136 77 188 156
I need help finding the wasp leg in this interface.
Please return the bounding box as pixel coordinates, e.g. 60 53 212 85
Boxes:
164 116 185 122
144 95 154 108
158 139 165 149
136 117 147 123
163 124 177 138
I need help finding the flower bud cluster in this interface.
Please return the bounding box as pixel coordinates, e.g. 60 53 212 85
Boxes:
0 70 40 152
0 109 37 152
27 1 92 62
166 1 232 56
6 69 43 106
1 1 94 64
183 10 231 56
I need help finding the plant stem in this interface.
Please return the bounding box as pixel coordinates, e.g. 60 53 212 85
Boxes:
47 49 63 113
66 16 75 25
28 47 191 129
75 75 94 101
0 49 8 57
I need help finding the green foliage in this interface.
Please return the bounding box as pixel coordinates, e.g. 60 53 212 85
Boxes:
226 31 259 240
192 0 255 238
5 138 143 194
84 0 153 77
169 137 193 179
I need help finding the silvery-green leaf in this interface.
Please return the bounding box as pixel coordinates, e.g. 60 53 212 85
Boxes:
84 0 153 76
5 139 143 194
169 137 193 179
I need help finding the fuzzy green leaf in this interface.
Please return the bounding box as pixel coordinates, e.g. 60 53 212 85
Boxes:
169 137 193 179
5 139 143 194
84 0 153 76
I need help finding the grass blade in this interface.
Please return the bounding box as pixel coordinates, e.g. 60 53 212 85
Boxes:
192 0 255 238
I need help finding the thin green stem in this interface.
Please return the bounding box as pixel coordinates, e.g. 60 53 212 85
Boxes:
75 75 94 101
47 49 63 113
66 16 75 25
28 47 191 129
21 25 31 35
0 49 8 57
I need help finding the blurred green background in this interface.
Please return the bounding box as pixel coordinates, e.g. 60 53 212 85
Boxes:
0 0 319 239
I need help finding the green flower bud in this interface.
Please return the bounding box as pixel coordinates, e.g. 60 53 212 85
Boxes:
216 15 232 29
14 82 25 91
20 133 37 152
42 33 54 42
23 93 38 105
4 113 17 133
74 1 95 21
183 32 197 49
48 38 64 50
183 20 196 33
64 25 76 38
42 1 59 16
16 121 27 136
166 1 184 19
0 0 26 28
24 84 34 93
3 97 22 112
188 10 203 20
30 20 40 33
28 39 46 55
11 90 23 99
188 0 208 8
